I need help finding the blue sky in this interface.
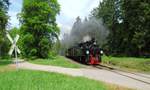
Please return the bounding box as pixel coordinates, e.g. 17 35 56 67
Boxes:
8 0 101 36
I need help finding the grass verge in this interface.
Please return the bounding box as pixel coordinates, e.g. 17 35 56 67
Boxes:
102 56 150 72
0 70 132 90
29 56 83 68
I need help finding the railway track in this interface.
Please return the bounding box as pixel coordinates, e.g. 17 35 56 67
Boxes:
93 64 150 85
67 57 150 85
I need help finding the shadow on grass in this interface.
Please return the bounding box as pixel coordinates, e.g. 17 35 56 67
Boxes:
0 60 12 66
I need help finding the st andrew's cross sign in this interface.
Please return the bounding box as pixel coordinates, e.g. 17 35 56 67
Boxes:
6 32 21 68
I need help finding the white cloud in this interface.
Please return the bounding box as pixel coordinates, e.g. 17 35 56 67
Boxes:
57 0 100 19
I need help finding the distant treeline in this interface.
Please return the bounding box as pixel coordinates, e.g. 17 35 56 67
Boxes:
91 0 150 57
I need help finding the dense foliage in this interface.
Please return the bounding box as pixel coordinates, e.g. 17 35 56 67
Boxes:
0 0 9 58
19 0 60 58
91 0 150 57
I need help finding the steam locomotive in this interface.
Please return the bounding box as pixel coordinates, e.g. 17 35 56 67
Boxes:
66 38 103 65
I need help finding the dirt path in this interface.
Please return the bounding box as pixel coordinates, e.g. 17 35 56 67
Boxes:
17 62 150 90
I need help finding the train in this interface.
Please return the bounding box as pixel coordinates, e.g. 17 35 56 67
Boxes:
66 38 103 65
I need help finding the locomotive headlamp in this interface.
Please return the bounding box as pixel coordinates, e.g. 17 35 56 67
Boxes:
100 50 103 54
86 50 89 54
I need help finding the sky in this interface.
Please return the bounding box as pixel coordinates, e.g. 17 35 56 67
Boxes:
8 0 101 37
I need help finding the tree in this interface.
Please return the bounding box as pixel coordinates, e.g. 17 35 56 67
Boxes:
122 0 150 56
0 0 9 58
71 16 82 35
91 0 150 57
69 16 82 45
19 0 60 58
91 0 124 55
9 27 20 38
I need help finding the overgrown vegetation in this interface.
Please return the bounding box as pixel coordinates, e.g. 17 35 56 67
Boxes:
102 56 150 72
19 0 60 58
29 56 83 68
91 0 150 57
0 70 132 90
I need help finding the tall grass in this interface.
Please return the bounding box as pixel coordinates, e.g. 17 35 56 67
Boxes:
102 56 150 72
0 70 107 90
